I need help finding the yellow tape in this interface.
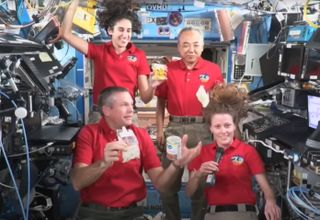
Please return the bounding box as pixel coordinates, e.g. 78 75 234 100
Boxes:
72 7 96 34
303 0 320 29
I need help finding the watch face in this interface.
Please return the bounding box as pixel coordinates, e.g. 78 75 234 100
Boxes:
168 11 183 27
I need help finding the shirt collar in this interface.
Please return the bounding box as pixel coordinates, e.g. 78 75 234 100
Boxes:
178 57 204 70
106 41 136 54
213 138 241 150
98 118 134 135
98 118 113 135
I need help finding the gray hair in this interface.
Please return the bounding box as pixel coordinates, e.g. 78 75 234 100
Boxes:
177 27 204 45
98 86 129 113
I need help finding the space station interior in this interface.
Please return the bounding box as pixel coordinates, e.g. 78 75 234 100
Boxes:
0 0 320 219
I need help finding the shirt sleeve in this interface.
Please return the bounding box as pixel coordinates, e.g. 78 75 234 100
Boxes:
245 146 265 175
86 42 100 60
188 154 203 172
155 81 168 100
136 128 161 171
73 127 94 166
137 50 151 76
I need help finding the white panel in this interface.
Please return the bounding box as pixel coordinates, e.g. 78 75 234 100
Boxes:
244 43 270 77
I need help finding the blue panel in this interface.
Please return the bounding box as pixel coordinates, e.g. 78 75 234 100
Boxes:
16 0 32 37
75 51 85 120
16 0 31 24
54 45 84 124
137 6 221 40
98 4 224 41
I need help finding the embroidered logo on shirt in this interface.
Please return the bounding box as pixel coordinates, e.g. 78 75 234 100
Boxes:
199 73 210 83
127 55 138 62
231 155 244 165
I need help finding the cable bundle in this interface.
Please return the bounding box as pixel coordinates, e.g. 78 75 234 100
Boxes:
286 186 320 220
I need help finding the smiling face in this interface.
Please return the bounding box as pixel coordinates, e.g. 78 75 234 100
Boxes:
103 91 134 129
177 29 204 68
108 18 132 52
210 113 236 148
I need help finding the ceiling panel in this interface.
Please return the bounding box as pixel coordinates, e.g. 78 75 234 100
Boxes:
132 0 251 6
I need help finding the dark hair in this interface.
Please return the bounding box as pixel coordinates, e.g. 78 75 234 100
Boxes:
97 0 142 34
98 87 129 113
204 83 248 125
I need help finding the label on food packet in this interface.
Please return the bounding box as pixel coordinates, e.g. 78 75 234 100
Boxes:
117 127 140 163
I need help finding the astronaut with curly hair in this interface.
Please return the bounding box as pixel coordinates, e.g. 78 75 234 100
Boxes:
186 84 281 220
61 0 158 123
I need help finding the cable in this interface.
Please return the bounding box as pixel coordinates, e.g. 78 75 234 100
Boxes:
247 139 285 154
0 140 26 220
286 186 320 219
8 142 54 157
29 191 52 211
0 91 30 220
0 181 15 189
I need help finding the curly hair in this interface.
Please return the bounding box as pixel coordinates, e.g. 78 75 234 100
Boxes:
204 83 249 125
97 0 142 34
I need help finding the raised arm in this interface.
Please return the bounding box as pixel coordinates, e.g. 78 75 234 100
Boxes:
71 140 127 190
137 75 155 104
147 135 201 192
61 0 89 54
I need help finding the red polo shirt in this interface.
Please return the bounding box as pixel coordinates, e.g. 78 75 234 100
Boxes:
73 118 161 207
155 58 223 116
188 139 265 205
87 42 150 104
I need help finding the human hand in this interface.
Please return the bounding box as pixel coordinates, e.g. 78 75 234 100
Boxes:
198 161 219 176
174 134 201 167
150 78 166 89
103 140 127 168
47 16 63 44
162 56 172 64
264 199 281 220
150 63 167 88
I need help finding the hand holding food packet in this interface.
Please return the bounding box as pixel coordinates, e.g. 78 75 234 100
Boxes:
152 63 168 81
117 126 140 163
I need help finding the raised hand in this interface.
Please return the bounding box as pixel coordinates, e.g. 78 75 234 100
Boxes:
174 134 201 167
103 140 127 168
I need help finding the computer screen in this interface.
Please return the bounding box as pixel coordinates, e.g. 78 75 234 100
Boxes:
17 47 63 93
302 47 320 79
308 95 320 129
278 44 304 77
259 45 284 87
